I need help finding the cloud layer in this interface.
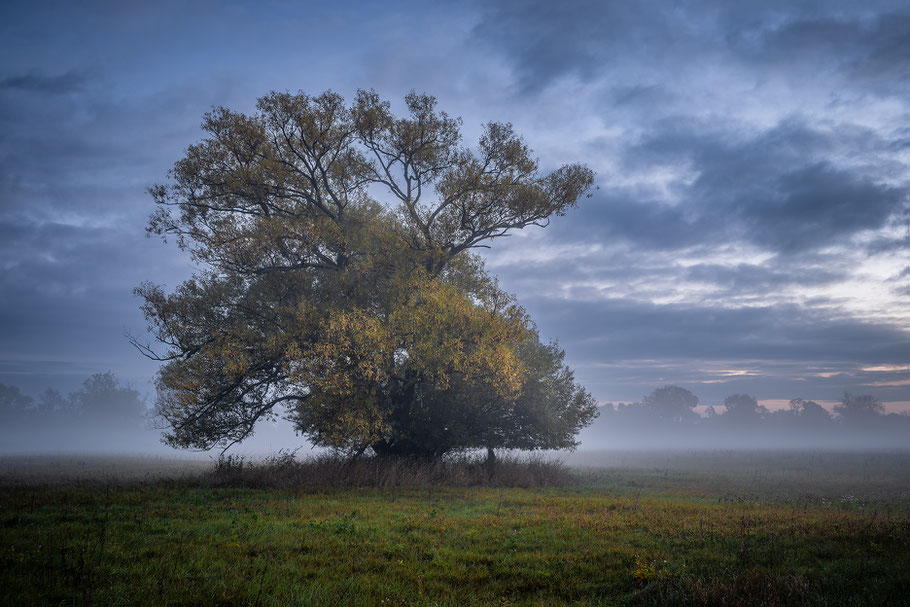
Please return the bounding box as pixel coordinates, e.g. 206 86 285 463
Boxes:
1 0 908 408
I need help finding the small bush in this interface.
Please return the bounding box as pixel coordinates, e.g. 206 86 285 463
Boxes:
208 451 575 489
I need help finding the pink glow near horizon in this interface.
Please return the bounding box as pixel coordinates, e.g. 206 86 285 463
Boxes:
687 401 910 415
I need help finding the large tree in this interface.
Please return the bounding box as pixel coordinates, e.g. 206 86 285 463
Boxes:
136 89 597 457
71 372 147 427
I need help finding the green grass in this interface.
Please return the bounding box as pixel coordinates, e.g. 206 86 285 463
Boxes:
2 453 910 606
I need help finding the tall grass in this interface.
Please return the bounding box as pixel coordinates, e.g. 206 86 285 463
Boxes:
207 451 576 489
3 452 910 605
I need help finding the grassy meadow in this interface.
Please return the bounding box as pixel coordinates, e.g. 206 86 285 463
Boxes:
2 451 909 606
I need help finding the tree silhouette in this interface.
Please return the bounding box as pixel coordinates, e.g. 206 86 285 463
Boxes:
136 89 597 456
0 384 33 423
642 385 699 425
70 372 146 427
834 393 885 426
788 398 832 424
722 393 767 421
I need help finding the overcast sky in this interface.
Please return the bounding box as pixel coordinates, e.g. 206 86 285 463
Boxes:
2 0 909 412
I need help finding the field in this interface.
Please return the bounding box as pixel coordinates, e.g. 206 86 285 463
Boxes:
2 451 909 606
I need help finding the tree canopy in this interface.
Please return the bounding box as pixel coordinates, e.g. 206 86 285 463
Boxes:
721 393 768 422
136 89 597 457
642 385 699 425
834 392 885 424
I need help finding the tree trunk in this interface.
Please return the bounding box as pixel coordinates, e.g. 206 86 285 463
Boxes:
349 442 369 462
484 446 496 480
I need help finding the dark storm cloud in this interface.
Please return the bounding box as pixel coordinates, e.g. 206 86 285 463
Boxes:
0 70 223 394
549 192 704 251
698 145 901 253
0 0 480 401
0 215 188 394
682 262 843 293
490 119 904 317
473 0 910 92
611 120 905 251
521 295 910 402
474 0 910 257
487 237 855 323
3 0 910 419
869 234 910 255
472 0 692 92
542 167 901 263
1 69 88 94
527 297 910 364
0 63 214 393
741 10 910 92
0 220 180 341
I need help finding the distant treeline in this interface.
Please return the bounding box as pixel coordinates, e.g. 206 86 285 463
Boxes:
0 372 146 426
0 372 157 452
582 386 910 449
5 376 908 452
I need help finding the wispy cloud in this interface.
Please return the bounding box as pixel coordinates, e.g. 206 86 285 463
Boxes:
863 379 910 387
1 69 88 94
1 0 909 409
862 365 910 372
